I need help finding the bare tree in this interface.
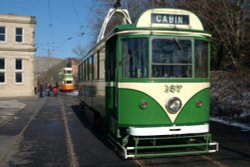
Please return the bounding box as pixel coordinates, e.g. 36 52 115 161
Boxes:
176 0 250 70
75 0 250 69
73 44 91 58
39 60 67 84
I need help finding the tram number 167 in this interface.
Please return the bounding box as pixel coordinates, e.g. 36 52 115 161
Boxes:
165 85 183 93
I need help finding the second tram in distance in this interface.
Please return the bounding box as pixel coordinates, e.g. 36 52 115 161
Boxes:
58 67 74 92
78 8 218 158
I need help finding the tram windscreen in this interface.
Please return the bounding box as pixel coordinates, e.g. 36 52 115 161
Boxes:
122 38 148 78
152 38 192 78
122 38 209 79
66 80 72 84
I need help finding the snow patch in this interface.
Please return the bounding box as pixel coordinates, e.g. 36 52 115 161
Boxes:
211 117 250 131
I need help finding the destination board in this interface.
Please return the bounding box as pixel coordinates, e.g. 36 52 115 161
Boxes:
151 14 189 25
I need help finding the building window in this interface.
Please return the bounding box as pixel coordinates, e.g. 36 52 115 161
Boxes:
0 26 6 42
0 58 5 83
15 59 23 83
16 72 22 83
16 27 23 42
0 58 4 69
16 59 22 70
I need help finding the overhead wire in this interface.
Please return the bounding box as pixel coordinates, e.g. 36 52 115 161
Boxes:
58 0 98 48
36 0 102 56
70 0 82 27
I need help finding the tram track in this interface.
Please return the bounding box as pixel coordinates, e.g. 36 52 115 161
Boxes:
201 155 228 167
65 95 227 167
199 144 250 167
0 97 46 165
1 94 249 166
59 95 79 167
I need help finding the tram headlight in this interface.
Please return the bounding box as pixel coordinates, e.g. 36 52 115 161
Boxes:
196 100 203 108
139 100 148 109
166 97 182 113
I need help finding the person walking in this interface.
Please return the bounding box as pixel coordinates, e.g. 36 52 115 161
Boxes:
39 84 43 98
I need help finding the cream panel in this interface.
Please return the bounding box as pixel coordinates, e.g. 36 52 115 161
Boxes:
136 8 204 31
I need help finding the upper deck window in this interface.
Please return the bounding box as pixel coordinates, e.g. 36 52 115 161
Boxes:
122 38 148 78
151 38 192 78
64 69 72 74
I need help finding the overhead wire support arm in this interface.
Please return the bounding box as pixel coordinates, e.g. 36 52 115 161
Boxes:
96 1 132 43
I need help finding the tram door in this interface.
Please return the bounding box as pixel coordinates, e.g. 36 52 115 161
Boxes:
106 37 118 121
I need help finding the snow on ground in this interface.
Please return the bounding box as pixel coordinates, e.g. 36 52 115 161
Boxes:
211 117 250 131
211 69 250 131
65 90 79 96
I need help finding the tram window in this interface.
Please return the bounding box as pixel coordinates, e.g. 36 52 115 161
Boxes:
122 38 148 78
88 56 93 80
80 62 84 81
99 49 105 80
78 64 81 81
195 40 208 78
65 70 71 74
85 60 88 81
151 38 192 78
94 53 98 80
79 64 84 81
106 37 117 81
66 81 72 84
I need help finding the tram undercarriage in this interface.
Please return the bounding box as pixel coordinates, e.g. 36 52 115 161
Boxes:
108 132 219 159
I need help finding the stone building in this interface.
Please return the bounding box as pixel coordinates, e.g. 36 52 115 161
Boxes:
0 14 36 97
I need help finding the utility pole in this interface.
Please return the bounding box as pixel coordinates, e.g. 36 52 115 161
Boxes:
47 49 53 83
48 49 51 69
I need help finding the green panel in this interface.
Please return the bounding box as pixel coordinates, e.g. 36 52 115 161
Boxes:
175 89 210 125
106 87 116 117
118 89 172 127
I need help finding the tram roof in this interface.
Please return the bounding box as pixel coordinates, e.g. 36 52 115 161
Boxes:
114 8 205 32
78 8 208 63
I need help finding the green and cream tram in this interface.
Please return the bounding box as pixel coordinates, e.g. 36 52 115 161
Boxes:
58 67 74 92
78 8 218 158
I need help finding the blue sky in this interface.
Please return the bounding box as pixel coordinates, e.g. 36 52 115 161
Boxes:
0 0 100 58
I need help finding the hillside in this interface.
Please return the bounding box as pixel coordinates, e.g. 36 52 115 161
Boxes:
34 56 65 74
